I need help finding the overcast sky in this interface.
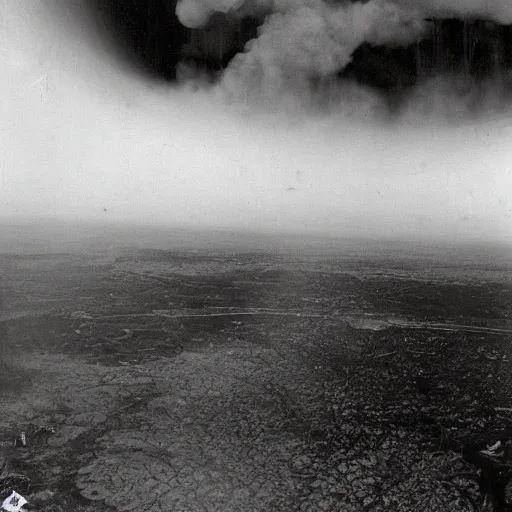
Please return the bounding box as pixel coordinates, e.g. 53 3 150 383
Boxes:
0 0 511 244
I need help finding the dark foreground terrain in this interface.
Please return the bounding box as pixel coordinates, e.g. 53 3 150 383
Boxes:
1 237 512 511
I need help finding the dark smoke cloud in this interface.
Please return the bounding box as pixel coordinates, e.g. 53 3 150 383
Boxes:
218 1 425 105
171 0 512 117
177 0 425 105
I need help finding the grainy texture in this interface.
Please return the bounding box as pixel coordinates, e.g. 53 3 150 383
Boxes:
0 248 511 511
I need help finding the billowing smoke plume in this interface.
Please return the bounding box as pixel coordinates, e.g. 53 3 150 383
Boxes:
178 0 426 105
401 0 512 24
174 0 512 115
223 1 425 104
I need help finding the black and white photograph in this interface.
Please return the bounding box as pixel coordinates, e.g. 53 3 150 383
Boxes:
1 1 512 510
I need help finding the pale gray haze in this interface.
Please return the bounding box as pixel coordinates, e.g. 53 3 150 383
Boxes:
0 0 511 244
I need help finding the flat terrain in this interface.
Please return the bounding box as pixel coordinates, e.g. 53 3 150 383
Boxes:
1 239 512 511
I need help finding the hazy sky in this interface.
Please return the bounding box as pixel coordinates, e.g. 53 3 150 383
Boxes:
0 0 511 243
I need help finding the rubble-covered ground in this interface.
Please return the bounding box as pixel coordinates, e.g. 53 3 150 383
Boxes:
0 246 511 511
